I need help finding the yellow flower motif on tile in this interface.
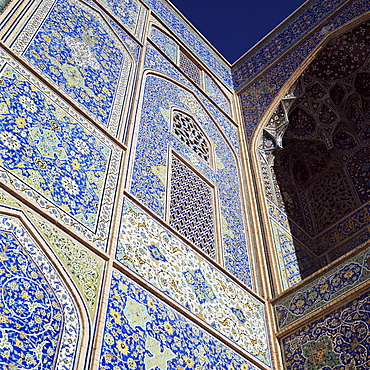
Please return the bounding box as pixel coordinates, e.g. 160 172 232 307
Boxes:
147 296 157 311
116 340 129 355
109 308 122 325
183 355 194 367
163 321 174 335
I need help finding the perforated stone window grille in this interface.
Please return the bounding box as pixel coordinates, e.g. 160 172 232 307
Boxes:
169 154 216 259
179 50 202 87
172 110 210 163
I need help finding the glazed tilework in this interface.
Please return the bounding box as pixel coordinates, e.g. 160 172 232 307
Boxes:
179 51 202 87
274 244 370 331
130 66 251 286
99 268 264 370
282 289 370 369
169 156 216 258
314 203 370 256
0 214 80 370
0 186 104 316
150 27 178 64
144 45 240 155
141 0 232 88
10 0 134 137
116 197 270 364
205 74 231 115
0 47 123 250
232 0 348 91
0 0 10 12
328 231 370 263
94 0 147 41
240 0 370 141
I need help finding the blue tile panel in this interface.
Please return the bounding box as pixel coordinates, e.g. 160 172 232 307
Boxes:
274 245 370 330
240 0 370 142
144 45 240 162
314 203 370 256
150 27 178 63
205 74 231 115
130 66 251 286
99 269 263 370
141 0 233 88
282 289 370 369
94 0 148 41
11 0 134 137
116 197 271 364
0 48 123 250
232 0 349 91
0 214 80 370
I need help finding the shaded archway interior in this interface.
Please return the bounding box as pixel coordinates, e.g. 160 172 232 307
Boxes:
259 19 370 281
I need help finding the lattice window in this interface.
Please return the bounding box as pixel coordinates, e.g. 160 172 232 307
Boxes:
169 155 216 259
179 51 202 87
173 110 210 163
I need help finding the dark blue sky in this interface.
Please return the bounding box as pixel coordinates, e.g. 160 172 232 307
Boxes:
170 0 308 63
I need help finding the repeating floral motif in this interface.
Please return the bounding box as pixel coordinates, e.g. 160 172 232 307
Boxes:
282 290 370 370
144 45 240 154
240 0 370 141
130 66 251 286
141 0 233 88
274 246 370 330
99 269 262 370
116 198 270 365
232 0 348 91
95 0 147 40
0 214 80 370
205 74 231 116
0 48 122 250
12 0 133 136
150 27 178 64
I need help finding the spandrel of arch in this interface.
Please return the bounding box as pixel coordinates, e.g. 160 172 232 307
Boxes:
258 17 370 291
0 214 81 370
172 110 211 163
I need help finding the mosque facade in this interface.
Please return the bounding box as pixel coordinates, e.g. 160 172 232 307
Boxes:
0 0 369 369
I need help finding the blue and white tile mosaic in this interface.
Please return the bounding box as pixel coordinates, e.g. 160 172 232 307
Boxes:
130 59 251 286
232 0 349 91
116 197 270 364
141 0 233 88
10 0 135 137
282 289 370 369
274 244 370 330
150 26 178 64
144 45 240 157
205 74 231 115
0 47 123 250
94 0 147 41
240 0 370 141
99 268 263 370
0 214 80 370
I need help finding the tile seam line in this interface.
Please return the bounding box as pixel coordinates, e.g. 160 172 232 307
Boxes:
234 0 358 94
123 190 265 304
0 41 128 153
112 258 272 370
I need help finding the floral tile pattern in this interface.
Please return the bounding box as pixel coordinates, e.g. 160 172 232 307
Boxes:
116 197 270 365
0 214 80 370
11 0 134 137
150 27 178 64
141 0 232 88
205 74 231 115
274 245 370 330
0 47 123 250
130 52 251 285
99 269 262 370
282 290 370 369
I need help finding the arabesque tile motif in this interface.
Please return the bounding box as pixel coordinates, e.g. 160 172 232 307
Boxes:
116 197 270 365
99 269 261 370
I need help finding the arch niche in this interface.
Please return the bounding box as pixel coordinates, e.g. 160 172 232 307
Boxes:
257 17 370 292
